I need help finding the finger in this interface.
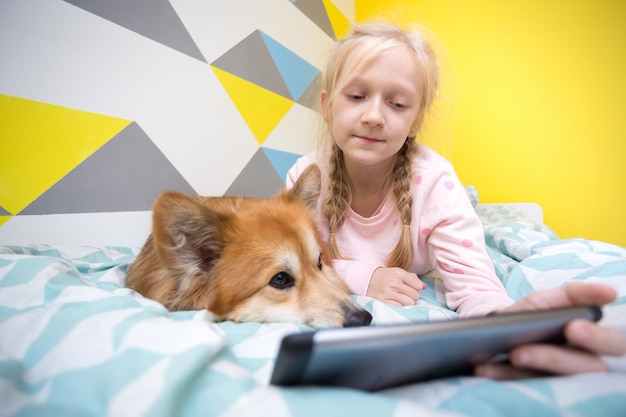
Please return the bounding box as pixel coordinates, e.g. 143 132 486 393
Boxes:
561 282 618 307
384 290 416 307
508 344 607 375
565 319 626 356
389 296 415 307
505 282 617 313
398 286 421 302
474 363 550 380
404 274 427 291
384 299 402 307
413 278 428 290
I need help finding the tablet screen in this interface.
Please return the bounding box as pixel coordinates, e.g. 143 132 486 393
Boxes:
270 305 601 391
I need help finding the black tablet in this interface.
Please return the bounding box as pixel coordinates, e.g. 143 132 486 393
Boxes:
270 305 602 391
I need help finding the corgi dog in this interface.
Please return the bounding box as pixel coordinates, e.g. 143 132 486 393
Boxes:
126 165 372 328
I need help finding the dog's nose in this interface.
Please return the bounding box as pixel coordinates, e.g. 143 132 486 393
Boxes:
343 309 373 327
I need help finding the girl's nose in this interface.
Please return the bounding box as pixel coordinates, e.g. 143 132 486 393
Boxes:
361 98 384 126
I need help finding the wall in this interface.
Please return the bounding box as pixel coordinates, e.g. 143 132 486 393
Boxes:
356 0 626 247
0 0 354 246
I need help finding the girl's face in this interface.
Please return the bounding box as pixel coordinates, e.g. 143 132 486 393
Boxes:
322 45 422 171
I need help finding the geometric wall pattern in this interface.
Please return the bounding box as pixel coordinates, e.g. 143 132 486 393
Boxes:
20 122 196 215
63 0 207 62
293 0 353 40
0 94 132 215
211 28 322 197
0 0 353 244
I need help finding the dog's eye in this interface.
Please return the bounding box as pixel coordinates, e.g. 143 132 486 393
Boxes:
269 272 295 290
317 254 323 270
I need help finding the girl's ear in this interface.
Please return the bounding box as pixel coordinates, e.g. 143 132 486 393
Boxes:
319 90 329 122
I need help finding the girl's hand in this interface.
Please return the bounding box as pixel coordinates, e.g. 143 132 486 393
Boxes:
366 267 427 306
475 282 626 379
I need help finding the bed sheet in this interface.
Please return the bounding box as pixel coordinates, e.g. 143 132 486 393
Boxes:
1 207 625 417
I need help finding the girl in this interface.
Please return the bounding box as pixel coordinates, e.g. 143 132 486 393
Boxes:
287 22 626 379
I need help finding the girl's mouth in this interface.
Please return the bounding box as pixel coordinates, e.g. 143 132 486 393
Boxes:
356 135 383 144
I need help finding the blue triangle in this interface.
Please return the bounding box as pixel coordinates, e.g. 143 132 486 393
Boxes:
259 31 320 101
262 148 302 184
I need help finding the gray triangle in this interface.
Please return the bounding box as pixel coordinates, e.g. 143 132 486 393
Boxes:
0 205 10 216
292 0 335 39
21 122 196 215
63 0 206 62
212 30 292 99
296 72 323 111
224 148 284 198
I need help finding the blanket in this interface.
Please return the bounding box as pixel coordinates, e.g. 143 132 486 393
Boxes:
1 204 625 417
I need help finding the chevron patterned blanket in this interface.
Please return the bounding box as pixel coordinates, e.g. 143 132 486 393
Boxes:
1 205 625 417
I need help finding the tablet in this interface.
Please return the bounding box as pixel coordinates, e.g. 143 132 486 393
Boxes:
270 305 602 391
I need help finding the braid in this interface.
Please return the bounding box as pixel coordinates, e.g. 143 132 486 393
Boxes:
386 138 418 269
323 144 351 259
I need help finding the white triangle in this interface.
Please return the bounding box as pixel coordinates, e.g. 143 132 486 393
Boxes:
263 104 319 156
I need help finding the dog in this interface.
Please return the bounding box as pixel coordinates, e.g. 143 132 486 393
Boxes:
126 165 372 328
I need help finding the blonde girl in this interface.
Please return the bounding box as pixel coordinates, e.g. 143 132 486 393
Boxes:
287 22 626 378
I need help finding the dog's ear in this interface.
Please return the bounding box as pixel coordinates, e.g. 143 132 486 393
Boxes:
287 164 321 211
151 192 228 272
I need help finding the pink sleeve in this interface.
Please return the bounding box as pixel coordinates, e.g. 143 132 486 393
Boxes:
425 173 514 317
333 259 384 296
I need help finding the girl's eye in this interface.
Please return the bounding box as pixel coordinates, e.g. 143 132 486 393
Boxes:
347 93 365 100
391 102 407 109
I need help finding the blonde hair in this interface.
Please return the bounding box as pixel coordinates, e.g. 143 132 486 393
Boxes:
321 22 440 269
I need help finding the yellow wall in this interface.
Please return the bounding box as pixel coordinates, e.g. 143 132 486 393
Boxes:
356 0 626 247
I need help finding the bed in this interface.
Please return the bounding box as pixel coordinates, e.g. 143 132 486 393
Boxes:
1 188 625 417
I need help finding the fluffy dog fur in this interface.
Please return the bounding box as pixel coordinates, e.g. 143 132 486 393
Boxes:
126 165 372 328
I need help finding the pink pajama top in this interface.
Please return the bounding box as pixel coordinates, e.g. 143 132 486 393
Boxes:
286 145 514 317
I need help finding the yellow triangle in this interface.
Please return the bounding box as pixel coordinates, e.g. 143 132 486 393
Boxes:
0 94 132 215
323 0 351 39
0 216 11 227
211 66 294 145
